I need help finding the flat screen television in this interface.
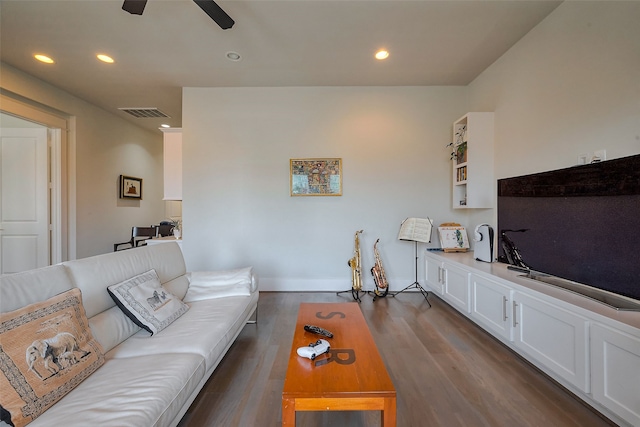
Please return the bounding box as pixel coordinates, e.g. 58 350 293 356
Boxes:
497 154 640 310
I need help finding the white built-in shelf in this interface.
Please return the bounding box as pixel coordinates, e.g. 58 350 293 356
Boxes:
160 128 182 201
451 113 494 209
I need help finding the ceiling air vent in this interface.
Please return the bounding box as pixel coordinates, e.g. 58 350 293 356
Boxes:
118 108 171 118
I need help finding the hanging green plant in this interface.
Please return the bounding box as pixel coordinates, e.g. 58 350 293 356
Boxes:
456 141 467 164
447 124 467 160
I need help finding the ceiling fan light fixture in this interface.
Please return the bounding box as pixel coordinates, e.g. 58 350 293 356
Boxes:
34 54 55 64
226 51 241 61
375 50 390 60
122 0 147 15
194 0 235 30
97 54 115 63
121 0 233 30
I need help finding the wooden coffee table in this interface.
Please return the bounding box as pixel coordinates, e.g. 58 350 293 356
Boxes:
282 302 396 426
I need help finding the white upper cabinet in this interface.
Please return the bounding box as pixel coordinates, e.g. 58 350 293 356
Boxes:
161 128 182 201
451 113 494 209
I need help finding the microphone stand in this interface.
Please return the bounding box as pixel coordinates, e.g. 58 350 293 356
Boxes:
391 240 431 307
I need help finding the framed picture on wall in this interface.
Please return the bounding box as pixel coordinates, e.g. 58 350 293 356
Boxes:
120 175 142 199
290 158 342 196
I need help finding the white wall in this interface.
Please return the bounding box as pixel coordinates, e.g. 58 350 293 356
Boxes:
183 86 468 291
0 62 165 258
4 1 637 278
469 1 640 177
183 2 640 291
78 116 163 256
466 0 640 227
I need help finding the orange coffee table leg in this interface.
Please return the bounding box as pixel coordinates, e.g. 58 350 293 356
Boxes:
282 397 296 426
382 396 396 427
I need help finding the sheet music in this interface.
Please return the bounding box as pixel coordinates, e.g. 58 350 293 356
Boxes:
398 217 433 243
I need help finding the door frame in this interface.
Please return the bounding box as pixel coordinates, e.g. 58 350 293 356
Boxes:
1 93 75 262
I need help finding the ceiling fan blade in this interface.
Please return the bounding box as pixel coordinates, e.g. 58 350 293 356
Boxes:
122 0 147 15
193 0 235 30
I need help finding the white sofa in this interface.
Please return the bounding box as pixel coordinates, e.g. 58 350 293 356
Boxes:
0 242 258 427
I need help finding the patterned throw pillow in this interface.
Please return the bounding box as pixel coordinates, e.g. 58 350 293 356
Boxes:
107 269 189 336
0 288 105 427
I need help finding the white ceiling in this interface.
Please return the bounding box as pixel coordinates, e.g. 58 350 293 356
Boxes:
0 0 561 132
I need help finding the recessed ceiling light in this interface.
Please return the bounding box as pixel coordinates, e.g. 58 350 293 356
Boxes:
375 50 389 60
226 51 241 61
34 54 55 64
160 124 171 128
97 54 115 63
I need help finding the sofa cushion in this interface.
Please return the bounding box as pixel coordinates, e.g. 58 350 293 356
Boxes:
25 353 206 427
162 275 190 301
88 306 141 353
184 267 253 302
0 288 104 427
107 269 188 335
0 264 73 313
63 243 187 318
107 293 258 372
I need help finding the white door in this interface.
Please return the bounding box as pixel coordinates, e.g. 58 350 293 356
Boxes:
0 127 49 274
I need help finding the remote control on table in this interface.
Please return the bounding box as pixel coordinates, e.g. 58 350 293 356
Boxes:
304 324 334 338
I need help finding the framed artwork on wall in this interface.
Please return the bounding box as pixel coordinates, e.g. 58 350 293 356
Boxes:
290 158 342 196
120 175 142 199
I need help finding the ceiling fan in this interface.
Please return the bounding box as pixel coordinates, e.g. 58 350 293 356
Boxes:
122 0 234 30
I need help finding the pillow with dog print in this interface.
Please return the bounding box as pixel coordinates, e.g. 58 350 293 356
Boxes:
0 288 104 427
107 269 188 336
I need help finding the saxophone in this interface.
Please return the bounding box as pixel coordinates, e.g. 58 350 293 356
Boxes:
347 230 364 301
371 239 389 300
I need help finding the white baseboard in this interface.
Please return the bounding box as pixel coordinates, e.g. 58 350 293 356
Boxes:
259 278 352 292
258 277 420 293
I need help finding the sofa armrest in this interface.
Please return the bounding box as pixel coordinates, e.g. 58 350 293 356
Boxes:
183 266 258 302
250 271 259 293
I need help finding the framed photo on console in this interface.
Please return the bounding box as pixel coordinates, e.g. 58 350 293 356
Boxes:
290 158 342 196
438 223 469 252
120 175 143 199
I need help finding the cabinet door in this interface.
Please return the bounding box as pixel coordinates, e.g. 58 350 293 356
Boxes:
591 323 640 426
513 291 589 392
424 255 443 294
470 274 513 342
442 262 470 313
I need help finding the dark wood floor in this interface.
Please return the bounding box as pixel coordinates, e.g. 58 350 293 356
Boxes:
178 292 614 427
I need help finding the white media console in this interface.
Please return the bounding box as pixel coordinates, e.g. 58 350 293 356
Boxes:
424 251 640 427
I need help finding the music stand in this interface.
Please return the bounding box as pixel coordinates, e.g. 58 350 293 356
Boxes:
392 217 433 306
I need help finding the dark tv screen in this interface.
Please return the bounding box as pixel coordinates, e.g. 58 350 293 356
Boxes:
497 154 640 302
